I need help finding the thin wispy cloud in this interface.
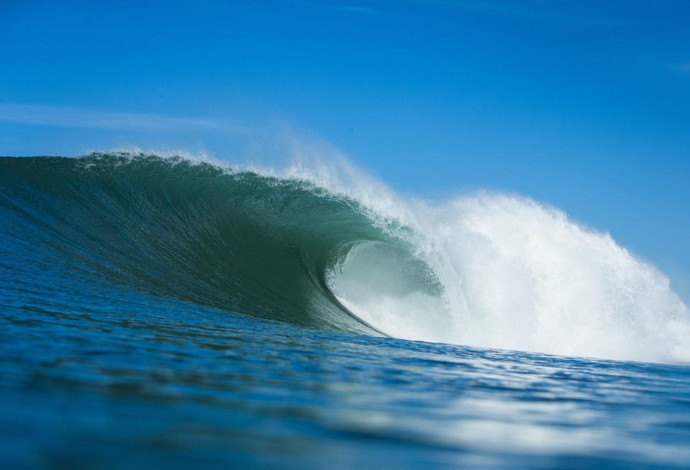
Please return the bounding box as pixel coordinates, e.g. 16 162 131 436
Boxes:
284 0 382 15
286 0 625 29
415 0 617 28
0 104 251 134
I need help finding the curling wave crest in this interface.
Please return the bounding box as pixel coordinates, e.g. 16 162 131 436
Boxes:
1 152 688 363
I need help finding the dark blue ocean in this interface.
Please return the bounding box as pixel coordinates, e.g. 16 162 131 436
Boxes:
2 154 689 468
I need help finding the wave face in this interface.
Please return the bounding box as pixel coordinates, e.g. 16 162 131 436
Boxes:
1 153 689 362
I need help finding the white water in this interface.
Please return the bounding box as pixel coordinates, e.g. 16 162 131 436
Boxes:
260 137 690 363
327 192 690 363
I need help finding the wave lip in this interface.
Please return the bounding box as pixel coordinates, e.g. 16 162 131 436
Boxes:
1 152 689 363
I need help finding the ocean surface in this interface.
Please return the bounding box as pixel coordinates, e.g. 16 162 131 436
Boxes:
1 153 689 468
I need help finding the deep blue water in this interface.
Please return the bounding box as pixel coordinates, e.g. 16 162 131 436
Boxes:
2 154 690 468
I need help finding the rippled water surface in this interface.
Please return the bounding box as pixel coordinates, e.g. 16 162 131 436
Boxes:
2 278 690 468
2 154 690 468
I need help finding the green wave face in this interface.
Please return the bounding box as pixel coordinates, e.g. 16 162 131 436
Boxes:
0 153 442 334
3 152 689 362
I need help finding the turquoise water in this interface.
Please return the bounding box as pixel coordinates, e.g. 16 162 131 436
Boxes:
1 154 689 468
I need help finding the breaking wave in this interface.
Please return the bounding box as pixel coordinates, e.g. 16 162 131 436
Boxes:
1 152 688 362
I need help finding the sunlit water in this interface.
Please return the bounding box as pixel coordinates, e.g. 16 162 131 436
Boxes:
2 283 689 468
2 154 690 468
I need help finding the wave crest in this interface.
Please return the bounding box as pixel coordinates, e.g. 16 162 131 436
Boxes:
1 152 688 362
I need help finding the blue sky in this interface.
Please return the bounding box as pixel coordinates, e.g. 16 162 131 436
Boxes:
2 0 690 298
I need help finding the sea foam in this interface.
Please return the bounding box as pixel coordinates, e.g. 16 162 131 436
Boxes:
274 141 690 363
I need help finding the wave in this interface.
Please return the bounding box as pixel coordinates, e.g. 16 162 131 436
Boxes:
1 152 688 362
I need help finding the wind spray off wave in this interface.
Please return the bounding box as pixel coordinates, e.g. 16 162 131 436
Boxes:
1 152 688 363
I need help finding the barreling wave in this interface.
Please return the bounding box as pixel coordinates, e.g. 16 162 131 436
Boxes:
1 152 689 362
